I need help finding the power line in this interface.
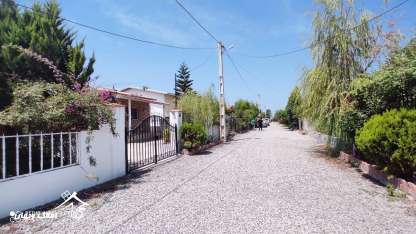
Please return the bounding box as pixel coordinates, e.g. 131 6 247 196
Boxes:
175 0 220 43
15 2 214 50
236 0 411 59
224 50 251 90
190 52 214 72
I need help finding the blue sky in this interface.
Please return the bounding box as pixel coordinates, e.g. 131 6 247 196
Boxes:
20 0 416 112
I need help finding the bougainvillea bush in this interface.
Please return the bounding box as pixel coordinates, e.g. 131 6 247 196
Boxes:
0 81 115 134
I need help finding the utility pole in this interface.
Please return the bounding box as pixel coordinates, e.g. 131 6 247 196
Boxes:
217 42 227 142
174 73 177 108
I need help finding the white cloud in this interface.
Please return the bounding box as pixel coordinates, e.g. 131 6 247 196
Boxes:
111 11 194 46
95 0 206 47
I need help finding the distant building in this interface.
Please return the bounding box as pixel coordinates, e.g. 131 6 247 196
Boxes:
98 86 175 130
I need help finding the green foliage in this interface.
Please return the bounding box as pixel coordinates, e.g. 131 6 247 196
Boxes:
178 87 219 131
0 0 95 109
355 109 416 180
232 99 260 131
285 87 302 129
273 109 288 124
265 109 272 119
301 0 378 137
342 37 416 143
175 63 193 97
386 183 395 197
0 81 115 134
162 128 170 143
181 122 207 149
339 108 367 142
351 38 416 118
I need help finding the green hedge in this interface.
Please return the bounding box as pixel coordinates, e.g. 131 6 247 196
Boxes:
181 122 207 150
355 109 416 180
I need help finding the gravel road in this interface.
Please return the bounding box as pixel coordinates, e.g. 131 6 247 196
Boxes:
2 123 416 233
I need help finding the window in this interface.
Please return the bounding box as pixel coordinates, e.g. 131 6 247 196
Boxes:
131 108 138 120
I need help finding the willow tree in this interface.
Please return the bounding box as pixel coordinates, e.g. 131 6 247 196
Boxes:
301 0 378 139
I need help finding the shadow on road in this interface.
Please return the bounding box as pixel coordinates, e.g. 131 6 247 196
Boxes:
230 137 261 142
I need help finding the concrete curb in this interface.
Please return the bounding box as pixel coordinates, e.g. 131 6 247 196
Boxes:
339 151 416 199
182 142 221 155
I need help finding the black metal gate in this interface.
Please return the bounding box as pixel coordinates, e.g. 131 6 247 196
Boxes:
125 115 178 172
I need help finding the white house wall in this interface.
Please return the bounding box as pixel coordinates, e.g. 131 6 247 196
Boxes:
124 89 166 103
150 103 164 117
0 106 126 219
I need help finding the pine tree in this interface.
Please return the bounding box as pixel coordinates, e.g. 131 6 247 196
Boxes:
175 63 193 97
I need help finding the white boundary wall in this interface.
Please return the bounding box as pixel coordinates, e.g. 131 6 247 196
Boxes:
0 106 126 218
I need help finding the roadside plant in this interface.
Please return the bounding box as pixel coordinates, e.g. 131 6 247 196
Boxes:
0 81 115 134
232 99 260 132
181 122 207 150
350 37 416 118
178 87 219 131
301 0 379 139
285 87 302 129
273 109 288 124
355 109 416 181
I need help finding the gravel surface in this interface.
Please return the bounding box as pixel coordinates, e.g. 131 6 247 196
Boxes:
1 123 415 233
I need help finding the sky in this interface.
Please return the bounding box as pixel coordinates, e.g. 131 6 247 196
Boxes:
20 0 416 112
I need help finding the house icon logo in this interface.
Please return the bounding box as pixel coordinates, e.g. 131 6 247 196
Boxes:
55 191 89 220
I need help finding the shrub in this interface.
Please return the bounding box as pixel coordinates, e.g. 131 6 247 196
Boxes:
0 81 115 134
355 109 416 180
339 108 367 142
232 99 260 132
274 109 288 124
181 122 207 149
178 87 219 131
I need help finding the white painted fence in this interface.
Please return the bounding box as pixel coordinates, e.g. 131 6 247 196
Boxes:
1 132 80 181
0 106 126 219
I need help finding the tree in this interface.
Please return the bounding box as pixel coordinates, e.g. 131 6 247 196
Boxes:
233 100 260 131
0 0 95 110
178 87 219 131
175 63 193 97
340 36 416 140
301 0 378 138
351 37 416 117
286 87 302 129
265 109 272 119
274 109 288 124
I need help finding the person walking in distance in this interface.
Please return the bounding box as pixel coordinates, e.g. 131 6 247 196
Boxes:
258 116 263 131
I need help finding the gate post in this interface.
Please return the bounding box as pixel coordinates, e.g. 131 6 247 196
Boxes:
153 116 158 164
175 124 178 154
125 128 128 174
170 109 182 154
